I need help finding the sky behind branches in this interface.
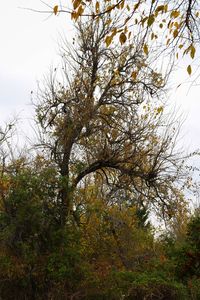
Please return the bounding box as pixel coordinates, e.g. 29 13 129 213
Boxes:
0 1 200 152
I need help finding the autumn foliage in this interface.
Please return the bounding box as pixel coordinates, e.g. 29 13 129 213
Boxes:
0 8 200 300
49 0 200 76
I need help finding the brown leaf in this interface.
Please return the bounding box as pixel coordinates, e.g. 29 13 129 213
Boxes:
73 0 82 10
53 5 59 15
143 43 149 55
131 71 138 80
119 32 127 45
95 1 100 14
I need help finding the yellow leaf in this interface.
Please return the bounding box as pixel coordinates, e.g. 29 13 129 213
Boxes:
155 4 168 14
114 69 120 76
143 43 149 55
119 32 127 45
174 22 179 29
187 65 192 75
157 106 163 114
190 45 196 59
71 5 84 21
71 11 77 20
53 5 59 15
111 27 117 36
105 19 112 25
73 0 81 10
120 0 125 9
77 5 84 17
105 35 113 47
147 14 155 27
167 20 171 29
155 5 165 14
95 1 100 14
173 29 178 38
106 5 115 12
131 71 138 80
170 10 180 18
141 16 148 26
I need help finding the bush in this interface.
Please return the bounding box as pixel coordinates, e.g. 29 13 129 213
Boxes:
81 271 189 300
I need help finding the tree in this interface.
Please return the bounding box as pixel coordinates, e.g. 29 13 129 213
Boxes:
0 12 197 300
35 15 189 227
0 155 84 299
175 211 200 280
31 0 200 76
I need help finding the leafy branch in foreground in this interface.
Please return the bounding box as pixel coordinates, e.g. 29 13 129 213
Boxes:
29 0 200 76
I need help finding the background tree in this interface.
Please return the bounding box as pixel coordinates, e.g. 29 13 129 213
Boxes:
0 155 85 299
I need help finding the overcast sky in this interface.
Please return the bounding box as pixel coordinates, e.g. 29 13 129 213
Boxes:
0 1 200 152
0 1 73 135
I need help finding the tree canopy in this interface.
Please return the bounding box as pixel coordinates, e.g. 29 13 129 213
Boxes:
35 16 188 224
30 0 200 76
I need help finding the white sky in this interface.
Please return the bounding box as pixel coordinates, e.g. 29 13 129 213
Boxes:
0 0 73 136
0 1 200 153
